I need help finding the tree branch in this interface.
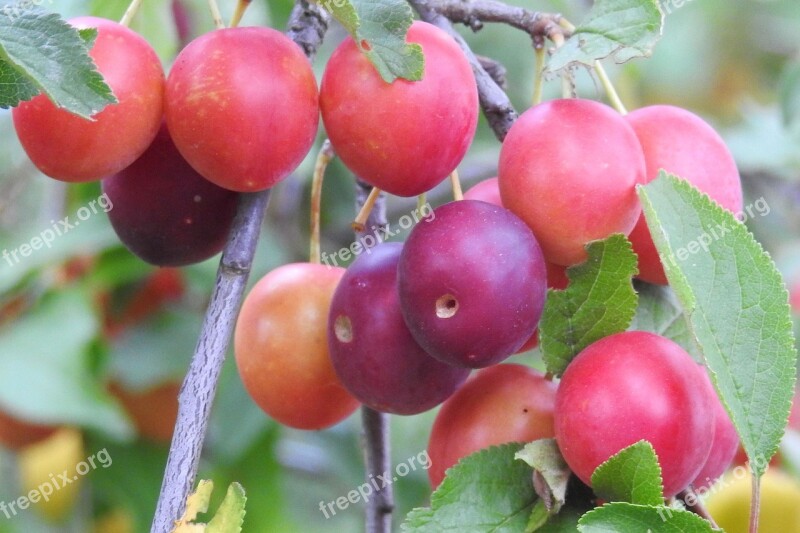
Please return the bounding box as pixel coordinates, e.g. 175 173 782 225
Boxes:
408 0 517 141
150 3 329 531
353 179 394 532
426 0 568 47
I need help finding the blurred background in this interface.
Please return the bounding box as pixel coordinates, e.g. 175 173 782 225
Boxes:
0 0 798 531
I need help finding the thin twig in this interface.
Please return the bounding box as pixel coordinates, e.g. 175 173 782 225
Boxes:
353 179 393 532
428 0 568 46
149 2 329 531
408 0 518 141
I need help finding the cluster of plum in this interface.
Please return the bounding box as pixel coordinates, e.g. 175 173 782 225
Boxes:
13 13 749 500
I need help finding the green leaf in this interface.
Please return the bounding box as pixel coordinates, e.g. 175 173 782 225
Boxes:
0 289 133 439
590 441 663 506
547 0 664 73
540 234 639 377
206 482 247 533
318 0 424 82
402 443 536 532
0 9 116 117
638 172 798 477
515 439 571 528
630 282 700 359
578 502 716 532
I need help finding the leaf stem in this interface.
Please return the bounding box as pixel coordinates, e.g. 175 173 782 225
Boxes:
750 474 761 533
229 0 252 28
207 0 225 30
594 61 628 115
450 169 464 201
119 0 144 27
309 140 335 265
352 187 382 232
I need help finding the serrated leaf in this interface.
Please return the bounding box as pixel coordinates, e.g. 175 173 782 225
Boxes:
319 0 423 82
174 480 214 531
516 439 570 516
0 289 133 439
630 282 700 359
591 441 663 506
540 234 639 377
402 443 536 532
578 502 716 532
0 9 116 117
638 172 797 478
547 0 664 73
206 482 247 533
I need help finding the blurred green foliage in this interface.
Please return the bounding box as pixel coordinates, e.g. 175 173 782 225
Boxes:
0 0 798 532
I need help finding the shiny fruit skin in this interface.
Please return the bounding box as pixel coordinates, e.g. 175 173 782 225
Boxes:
626 105 743 284
463 177 502 205
166 27 319 192
235 263 360 430
108 381 180 443
398 200 547 367
102 124 238 267
12 17 164 182
428 364 557 488
691 369 739 489
328 243 470 415
499 99 645 266
554 331 714 497
706 470 800 533
320 21 478 197
0 409 57 450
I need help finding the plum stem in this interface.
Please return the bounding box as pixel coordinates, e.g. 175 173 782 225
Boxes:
450 169 464 201
594 60 628 115
229 0 252 28
310 140 335 264
119 0 144 27
532 46 546 106
677 487 718 528
149 2 329 531
207 0 225 29
352 186 382 232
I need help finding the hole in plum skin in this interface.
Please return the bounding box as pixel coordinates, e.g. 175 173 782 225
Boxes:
334 315 353 343
436 294 459 319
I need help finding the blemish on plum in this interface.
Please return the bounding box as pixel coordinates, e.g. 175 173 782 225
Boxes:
334 315 353 343
436 294 458 319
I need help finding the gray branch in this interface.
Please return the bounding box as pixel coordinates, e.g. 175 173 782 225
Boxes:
149 2 329 531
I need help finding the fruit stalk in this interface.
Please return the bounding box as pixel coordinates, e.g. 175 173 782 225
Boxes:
310 139 335 264
750 474 761 533
150 2 330 531
676 488 718 528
